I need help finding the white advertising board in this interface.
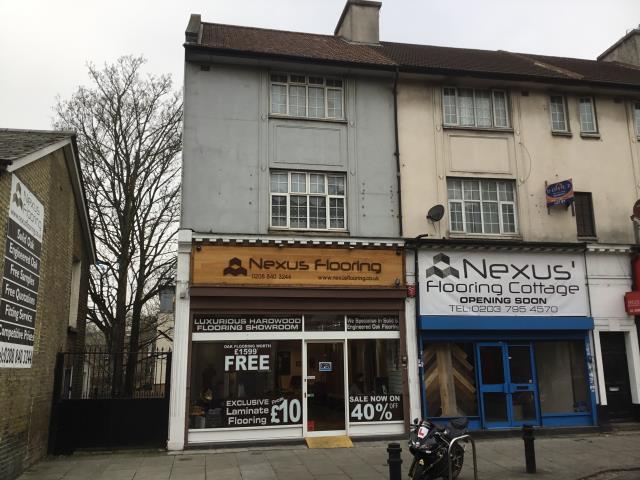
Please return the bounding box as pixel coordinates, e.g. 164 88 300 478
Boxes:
0 176 44 368
418 250 589 317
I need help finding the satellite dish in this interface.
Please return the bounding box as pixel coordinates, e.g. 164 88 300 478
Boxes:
427 204 445 222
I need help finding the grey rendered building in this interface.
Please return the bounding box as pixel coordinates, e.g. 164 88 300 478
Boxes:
169 1 409 449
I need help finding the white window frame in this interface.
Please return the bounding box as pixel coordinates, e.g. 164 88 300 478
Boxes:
270 171 347 231
549 95 570 133
441 87 511 129
269 73 345 120
447 178 518 235
578 96 598 134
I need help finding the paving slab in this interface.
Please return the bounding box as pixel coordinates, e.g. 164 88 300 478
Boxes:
15 430 640 480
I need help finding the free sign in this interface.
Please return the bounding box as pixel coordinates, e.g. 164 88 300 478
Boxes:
223 343 271 372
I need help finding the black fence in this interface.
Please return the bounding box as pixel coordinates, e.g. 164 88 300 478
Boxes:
49 348 172 454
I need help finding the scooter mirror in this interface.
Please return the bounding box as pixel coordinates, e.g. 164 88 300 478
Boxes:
413 418 419 425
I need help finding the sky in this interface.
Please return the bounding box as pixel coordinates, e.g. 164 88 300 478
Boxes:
1 0 639 130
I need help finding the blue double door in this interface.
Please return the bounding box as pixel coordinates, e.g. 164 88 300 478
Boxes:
476 342 540 428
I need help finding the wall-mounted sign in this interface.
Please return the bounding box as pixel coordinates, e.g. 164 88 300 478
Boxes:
546 179 574 208
319 361 332 372
0 176 44 368
624 291 640 315
347 316 399 332
191 245 404 288
349 394 403 422
193 314 302 333
223 343 271 372
418 250 588 317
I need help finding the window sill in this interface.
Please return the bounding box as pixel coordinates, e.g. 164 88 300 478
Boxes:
577 236 598 242
268 114 348 125
551 130 573 137
447 232 523 241
268 228 350 236
442 125 513 134
580 132 601 139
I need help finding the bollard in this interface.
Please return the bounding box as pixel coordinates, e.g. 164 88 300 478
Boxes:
387 442 402 480
522 424 536 474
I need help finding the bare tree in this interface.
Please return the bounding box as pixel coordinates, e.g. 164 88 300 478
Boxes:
54 55 181 394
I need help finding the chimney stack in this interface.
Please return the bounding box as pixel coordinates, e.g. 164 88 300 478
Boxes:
598 27 640 66
185 14 202 44
334 0 382 46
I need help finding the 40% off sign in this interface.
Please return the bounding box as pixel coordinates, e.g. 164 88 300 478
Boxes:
349 394 402 422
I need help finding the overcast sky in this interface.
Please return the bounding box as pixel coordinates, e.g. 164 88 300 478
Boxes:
1 0 639 130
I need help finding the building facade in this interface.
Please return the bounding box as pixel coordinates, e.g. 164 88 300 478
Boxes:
171 1 640 444
169 3 408 449
393 36 640 427
0 130 95 479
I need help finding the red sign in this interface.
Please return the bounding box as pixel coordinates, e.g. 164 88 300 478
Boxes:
624 291 640 315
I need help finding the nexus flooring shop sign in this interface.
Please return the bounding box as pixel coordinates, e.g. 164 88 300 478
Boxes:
191 245 404 288
0 176 44 368
418 250 588 317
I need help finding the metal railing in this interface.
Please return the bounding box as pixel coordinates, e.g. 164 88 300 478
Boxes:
58 347 171 400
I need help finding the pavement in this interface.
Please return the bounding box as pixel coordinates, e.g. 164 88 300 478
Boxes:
17 430 640 480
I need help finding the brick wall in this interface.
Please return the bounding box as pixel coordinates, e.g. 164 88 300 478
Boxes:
0 147 90 480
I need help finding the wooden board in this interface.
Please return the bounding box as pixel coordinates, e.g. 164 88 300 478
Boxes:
192 245 404 288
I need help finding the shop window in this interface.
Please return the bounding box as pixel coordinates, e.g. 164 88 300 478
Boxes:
190 341 302 429
535 341 590 414
304 314 345 331
348 339 404 422
423 342 478 417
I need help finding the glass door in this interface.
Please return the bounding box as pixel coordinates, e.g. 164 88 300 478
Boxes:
477 342 540 428
304 341 346 436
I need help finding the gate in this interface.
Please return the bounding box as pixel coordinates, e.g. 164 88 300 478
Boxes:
48 347 172 454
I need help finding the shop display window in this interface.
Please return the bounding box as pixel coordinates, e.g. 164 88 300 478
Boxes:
190 341 302 429
304 314 345 331
423 342 478 417
347 339 404 422
535 341 590 414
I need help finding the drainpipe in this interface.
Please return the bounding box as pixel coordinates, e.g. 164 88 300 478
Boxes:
413 234 429 419
393 67 403 237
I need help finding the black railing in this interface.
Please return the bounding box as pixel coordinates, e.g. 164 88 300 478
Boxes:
58 347 171 400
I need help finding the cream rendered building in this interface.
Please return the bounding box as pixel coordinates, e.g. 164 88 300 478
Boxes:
392 34 640 428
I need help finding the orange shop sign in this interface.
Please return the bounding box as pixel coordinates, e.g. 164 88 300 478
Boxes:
191 244 404 288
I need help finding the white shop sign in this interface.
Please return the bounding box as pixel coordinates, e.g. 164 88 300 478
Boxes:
418 250 588 316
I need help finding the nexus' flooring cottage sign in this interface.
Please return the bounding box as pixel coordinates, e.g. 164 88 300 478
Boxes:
418 250 588 316
0 176 44 368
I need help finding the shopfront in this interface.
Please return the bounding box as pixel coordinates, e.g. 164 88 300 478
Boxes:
186 242 407 445
417 247 598 430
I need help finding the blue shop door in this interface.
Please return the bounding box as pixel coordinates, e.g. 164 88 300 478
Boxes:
477 342 540 429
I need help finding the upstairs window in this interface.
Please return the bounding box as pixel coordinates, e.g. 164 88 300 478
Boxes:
270 171 346 230
574 192 596 238
270 74 344 120
442 87 510 128
447 178 517 235
549 95 569 132
578 97 597 134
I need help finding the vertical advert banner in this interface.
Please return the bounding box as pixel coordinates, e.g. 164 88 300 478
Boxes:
0 176 44 368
